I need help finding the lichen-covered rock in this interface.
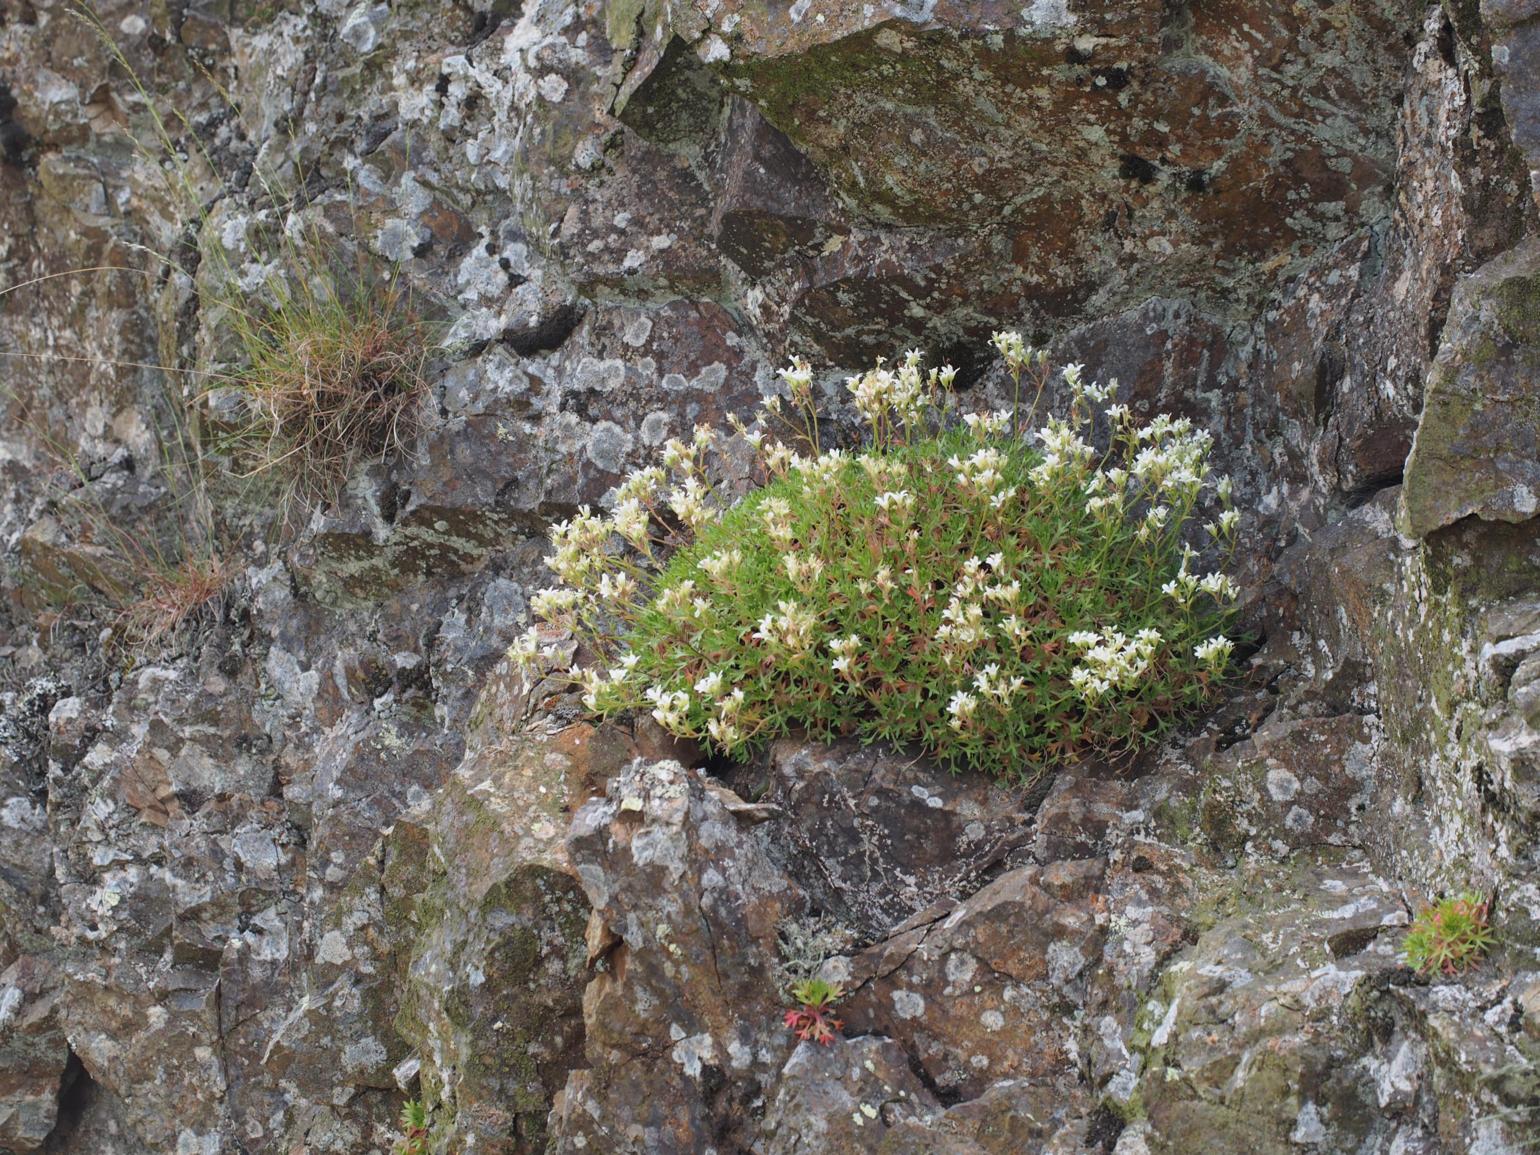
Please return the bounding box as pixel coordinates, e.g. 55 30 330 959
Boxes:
1402 238 1540 537
1486 0 1540 210
0 955 68 1152
4 0 1540 1147
1198 714 1380 859
746 738 1031 938
758 1036 939 1154
551 759 806 1153
1134 854 1410 1153
837 858 1105 1102
395 664 630 1154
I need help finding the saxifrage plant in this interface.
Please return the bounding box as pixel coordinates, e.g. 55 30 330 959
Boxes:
394 1098 430 1155
1403 892 1495 977
513 335 1239 782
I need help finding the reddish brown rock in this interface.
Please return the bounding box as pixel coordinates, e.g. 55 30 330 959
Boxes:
839 859 1105 1101
551 760 806 1154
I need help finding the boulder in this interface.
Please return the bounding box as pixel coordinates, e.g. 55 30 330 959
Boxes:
550 759 806 1153
750 738 1031 939
1403 239 1540 537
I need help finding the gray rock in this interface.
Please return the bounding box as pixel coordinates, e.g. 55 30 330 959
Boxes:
1403 239 1540 537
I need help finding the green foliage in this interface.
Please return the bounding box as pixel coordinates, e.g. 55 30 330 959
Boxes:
395 1098 430 1155
789 977 843 1010
784 978 845 1046
515 338 1238 782
1403 892 1495 977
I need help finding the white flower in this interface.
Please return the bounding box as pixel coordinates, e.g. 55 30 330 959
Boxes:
952 447 1008 494
509 626 543 671
695 671 725 697
947 690 980 730
698 548 743 583
963 409 1011 437
644 686 692 731
1198 572 1239 602
1194 635 1234 667
597 571 637 604
532 587 583 620
612 497 651 546
707 717 744 747
779 356 814 398
991 330 1030 372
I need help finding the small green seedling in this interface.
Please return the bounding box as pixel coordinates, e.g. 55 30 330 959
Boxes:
784 978 845 1046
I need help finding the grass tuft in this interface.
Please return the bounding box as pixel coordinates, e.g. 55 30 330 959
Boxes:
117 550 233 648
219 280 431 512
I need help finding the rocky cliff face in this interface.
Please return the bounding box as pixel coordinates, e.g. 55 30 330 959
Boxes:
2 1 1540 1152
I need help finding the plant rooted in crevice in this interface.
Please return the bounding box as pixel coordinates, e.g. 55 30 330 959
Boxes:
783 978 846 1046
1403 892 1495 977
216 277 431 513
394 1098 430 1155
514 336 1240 782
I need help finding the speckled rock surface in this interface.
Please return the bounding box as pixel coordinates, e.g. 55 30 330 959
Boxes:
1402 237 1540 536
2 0 1540 1150
741 738 1032 938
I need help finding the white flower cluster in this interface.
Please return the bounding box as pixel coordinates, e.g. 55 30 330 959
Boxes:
1031 417 1095 485
791 447 851 491
655 579 713 624
698 547 743 584
1161 552 1239 608
948 661 1028 730
962 409 1013 437
1060 362 1117 405
991 330 1046 375
1129 416 1213 502
782 551 826 591
752 599 818 655
679 669 754 745
645 685 691 730
760 496 796 549
1194 635 1234 668
548 507 609 587
1069 628 1164 701
829 634 862 677
949 447 1009 496
934 554 1026 660
874 489 915 518
844 350 954 440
